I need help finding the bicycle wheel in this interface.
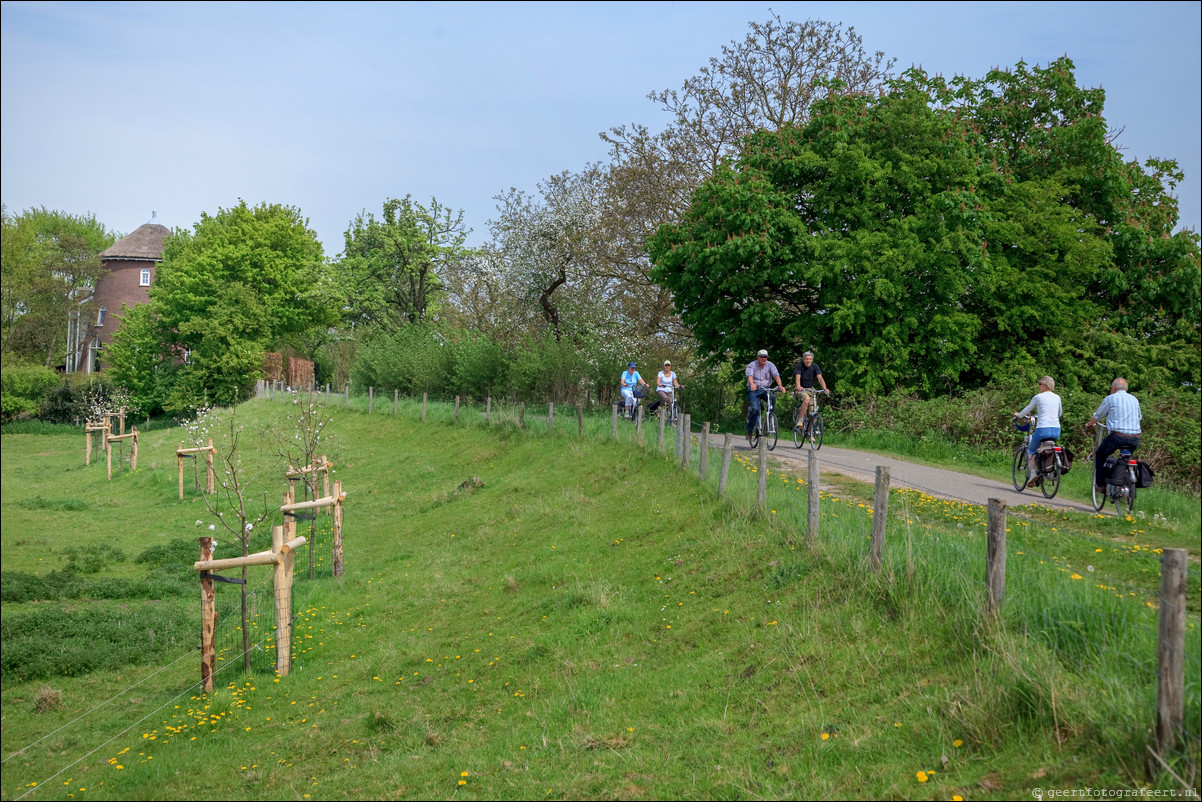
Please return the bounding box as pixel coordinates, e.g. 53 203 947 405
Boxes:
1040 457 1060 499
1012 446 1028 492
766 412 778 451
809 412 824 451
1091 480 1106 512
749 422 760 449
792 407 804 448
1124 484 1136 514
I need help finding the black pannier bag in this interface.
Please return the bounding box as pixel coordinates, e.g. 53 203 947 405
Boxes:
1104 456 1128 485
1136 461 1155 488
1037 443 1073 475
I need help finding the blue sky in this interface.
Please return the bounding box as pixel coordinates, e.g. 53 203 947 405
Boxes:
2 1 1199 252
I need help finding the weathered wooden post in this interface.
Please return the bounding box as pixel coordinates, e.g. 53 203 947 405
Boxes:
1157 548 1187 756
577 404 583 435
344 384 349 409
106 432 113 481
985 498 1007 618
205 438 215 494
118 408 126 436
519 402 526 430
199 537 216 694
394 389 398 415
548 402 554 434
808 451 820 547
130 428 138 471
699 422 710 482
272 524 294 676
332 479 344 577
486 396 492 422
454 396 461 424
178 443 185 499
718 433 733 498
368 386 374 414
870 466 890 572
681 414 691 469
422 392 428 421
757 438 768 513
321 454 331 516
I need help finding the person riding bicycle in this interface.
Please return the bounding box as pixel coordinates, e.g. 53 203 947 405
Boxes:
792 350 829 430
746 349 785 444
1086 377 1142 495
1013 375 1063 487
619 362 648 417
648 360 680 416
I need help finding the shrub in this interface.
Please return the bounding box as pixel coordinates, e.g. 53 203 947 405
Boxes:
1 362 59 422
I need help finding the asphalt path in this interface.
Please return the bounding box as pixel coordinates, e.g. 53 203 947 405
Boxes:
707 431 1097 515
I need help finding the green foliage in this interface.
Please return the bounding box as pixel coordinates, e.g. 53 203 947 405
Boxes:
62 543 126 574
141 200 332 411
104 302 174 416
0 604 192 682
0 206 116 367
0 360 59 421
338 196 470 329
649 57 1201 400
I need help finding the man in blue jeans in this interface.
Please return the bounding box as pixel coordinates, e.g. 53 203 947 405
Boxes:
1086 377 1142 493
745 349 785 444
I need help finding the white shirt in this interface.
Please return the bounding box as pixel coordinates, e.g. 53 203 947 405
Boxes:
1019 390 1063 429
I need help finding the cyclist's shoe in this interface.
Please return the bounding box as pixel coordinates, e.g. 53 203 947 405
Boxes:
1027 478 1039 488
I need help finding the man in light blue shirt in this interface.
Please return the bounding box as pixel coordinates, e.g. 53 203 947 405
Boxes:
1086 377 1142 492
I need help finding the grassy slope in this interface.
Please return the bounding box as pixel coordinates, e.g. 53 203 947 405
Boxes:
1 398 1198 800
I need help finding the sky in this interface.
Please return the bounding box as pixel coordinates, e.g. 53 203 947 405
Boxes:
2 1 1199 253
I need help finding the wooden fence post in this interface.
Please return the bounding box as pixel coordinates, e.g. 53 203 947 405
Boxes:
422 392 428 421
206 439 215 494
808 451 819 547
658 411 666 451
106 434 113 481
272 525 294 676
487 396 492 422
699 422 710 482
131 428 138 471
178 443 185 500
577 404 583 435
870 466 890 572
548 402 555 434
1157 548 1187 756
199 537 216 694
454 396 461 425
757 438 768 513
718 433 733 498
85 428 91 465
333 479 344 577
681 414 691 469
985 498 1007 618
394 389 398 415
369 386 374 413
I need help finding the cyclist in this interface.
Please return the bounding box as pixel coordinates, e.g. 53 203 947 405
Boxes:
792 350 829 430
746 349 785 444
648 360 680 417
619 362 648 418
1013 375 1063 487
1086 377 1142 496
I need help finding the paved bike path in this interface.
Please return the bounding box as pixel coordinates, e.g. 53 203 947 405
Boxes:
709 433 1097 515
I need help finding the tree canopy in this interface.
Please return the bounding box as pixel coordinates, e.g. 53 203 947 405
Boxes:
117 200 331 411
1 205 115 367
649 58 1201 397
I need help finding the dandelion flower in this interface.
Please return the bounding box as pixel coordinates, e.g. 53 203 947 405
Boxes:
916 771 928 782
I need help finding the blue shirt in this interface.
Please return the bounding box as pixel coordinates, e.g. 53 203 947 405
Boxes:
1093 389 1142 435
620 370 642 390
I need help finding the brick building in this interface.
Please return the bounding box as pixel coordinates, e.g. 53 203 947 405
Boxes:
67 214 170 373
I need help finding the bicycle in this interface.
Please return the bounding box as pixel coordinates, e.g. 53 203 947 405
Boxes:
792 388 830 450
665 388 681 425
1092 433 1138 514
749 387 780 451
1010 415 1065 499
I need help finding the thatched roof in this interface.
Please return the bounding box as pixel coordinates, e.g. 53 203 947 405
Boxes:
100 223 171 261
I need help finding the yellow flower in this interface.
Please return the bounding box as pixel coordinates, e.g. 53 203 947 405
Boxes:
953 739 963 748
821 733 830 740
916 771 928 782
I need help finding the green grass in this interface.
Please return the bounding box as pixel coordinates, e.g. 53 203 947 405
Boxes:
1 395 1198 800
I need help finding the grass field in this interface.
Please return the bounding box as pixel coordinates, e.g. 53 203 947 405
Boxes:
1 395 1198 800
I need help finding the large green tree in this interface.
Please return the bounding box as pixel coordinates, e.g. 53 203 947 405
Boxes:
649 58 1201 397
1 205 115 367
338 196 470 330
142 200 331 410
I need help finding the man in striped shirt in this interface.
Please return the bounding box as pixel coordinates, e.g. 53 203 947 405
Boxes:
1086 377 1143 493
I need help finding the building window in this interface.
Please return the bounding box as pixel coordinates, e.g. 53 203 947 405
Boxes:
140 268 151 287
182 348 192 364
97 305 107 326
88 338 102 373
